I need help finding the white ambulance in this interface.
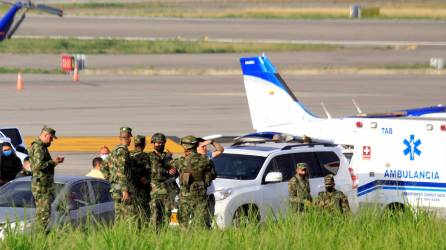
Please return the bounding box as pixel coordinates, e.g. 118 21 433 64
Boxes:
350 118 446 213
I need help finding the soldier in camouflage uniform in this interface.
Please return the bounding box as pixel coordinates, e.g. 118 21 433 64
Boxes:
314 174 350 214
148 132 176 229
103 127 134 221
130 135 151 222
288 163 312 212
29 126 64 230
172 136 216 228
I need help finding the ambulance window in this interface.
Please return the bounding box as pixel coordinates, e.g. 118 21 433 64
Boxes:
316 152 340 176
292 152 322 178
262 154 295 182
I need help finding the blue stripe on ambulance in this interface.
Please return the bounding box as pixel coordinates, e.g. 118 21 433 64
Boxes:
357 180 446 197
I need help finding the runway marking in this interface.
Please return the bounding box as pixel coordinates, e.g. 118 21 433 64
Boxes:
24 136 184 153
14 35 446 47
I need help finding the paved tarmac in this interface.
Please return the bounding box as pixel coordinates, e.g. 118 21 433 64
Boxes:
17 16 446 46
2 48 446 70
1 73 445 174
1 73 445 136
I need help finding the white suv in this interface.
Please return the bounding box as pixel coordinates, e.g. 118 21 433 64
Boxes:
208 140 358 228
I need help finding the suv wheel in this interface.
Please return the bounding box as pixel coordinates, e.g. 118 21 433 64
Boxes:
232 204 260 227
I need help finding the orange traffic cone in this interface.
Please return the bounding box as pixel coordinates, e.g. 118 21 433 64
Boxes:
73 67 79 82
16 72 24 91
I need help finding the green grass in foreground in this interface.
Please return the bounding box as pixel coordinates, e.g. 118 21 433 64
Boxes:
0 38 340 54
1 208 446 250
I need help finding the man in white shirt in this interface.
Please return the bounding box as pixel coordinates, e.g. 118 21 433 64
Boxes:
86 157 105 179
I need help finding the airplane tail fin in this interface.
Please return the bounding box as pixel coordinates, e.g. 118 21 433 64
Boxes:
240 55 320 135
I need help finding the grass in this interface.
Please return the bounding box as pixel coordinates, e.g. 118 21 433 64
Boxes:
383 63 431 70
1 208 446 250
0 38 341 54
0 64 440 76
2 1 445 20
0 67 61 74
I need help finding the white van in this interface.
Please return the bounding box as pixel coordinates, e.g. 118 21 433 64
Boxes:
350 118 446 214
208 138 358 228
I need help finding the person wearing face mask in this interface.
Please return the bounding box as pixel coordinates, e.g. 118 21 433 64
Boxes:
0 142 22 186
288 163 312 213
148 132 176 230
99 146 110 160
28 126 64 230
314 174 350 214
16 156 32 178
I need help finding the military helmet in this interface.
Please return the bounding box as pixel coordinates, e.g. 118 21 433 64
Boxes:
296 162 308 170
324 174 335 187
180 135 198 149
134 135 146 145
151 132 167 143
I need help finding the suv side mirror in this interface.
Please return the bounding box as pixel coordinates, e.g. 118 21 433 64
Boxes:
265 172 283 183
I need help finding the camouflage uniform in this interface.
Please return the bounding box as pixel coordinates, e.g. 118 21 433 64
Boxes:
288 163 312 212
173 136 216 228
148 133 174 229
314 174 350 214
104 127 134 221
29 127 58 229
130 135 151 221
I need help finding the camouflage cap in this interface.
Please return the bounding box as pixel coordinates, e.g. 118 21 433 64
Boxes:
120 127 133 137
151 132 167 143
134 135 146 145
180 135 198 149
324 174 335 186
296 162 308 170
41 126 58 139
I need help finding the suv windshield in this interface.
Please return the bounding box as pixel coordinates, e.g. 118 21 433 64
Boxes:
213 153 266 180
0 181 64 208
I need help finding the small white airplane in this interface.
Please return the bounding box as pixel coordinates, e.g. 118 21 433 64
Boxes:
239 55 446 145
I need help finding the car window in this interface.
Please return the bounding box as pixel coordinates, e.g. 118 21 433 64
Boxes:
263 154 295 182
213 154 266 180
316 152 341 176
90 181 112 204
69 182 91 207
0 181 64 208
0 181 35 208
292 152 322 178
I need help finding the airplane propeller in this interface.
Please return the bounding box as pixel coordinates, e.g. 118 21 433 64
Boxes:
1 0 63 17
7 9 26 39
1 0 62 39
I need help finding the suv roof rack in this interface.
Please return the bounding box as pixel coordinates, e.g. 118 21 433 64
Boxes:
231 131 336 147
231 137 270 146
281 142 336 150
231 136 336 149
